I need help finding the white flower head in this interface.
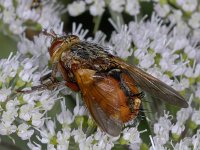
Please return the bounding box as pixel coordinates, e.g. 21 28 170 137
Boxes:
174 137 192 150
0 87 11 102
153 113 172 145
109 0 125 13
168 10 183 24
154 3 170 17
176 0 197 12
123 127 141 145
176 107 192 124
27 141 41 150
0 53 20 82
0 122 17 135
192 130 200 150
17 123 34 140
89 0 105 16
67 1 86 17
37 120 56 144
191 110 200 125
57 100 74 125
171 122 185 136
109 19 133 58
188 12 200 29
19 104 35 121
125 0 140 15
31 111 45 127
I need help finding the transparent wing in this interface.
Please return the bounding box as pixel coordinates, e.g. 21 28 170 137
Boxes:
74 69 123 136
114 59 188 108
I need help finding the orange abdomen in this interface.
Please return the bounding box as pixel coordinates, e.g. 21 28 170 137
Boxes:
75 69 141 123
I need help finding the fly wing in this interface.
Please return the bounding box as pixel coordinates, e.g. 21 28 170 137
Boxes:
74 69 123 136
114 58 188 108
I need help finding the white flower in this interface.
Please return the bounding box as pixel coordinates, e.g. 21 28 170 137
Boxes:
37 120 56 144
39 90 61 111
72 23 89 40
16 0 40 21
19 58 38 82
19 104 34 121
31 111 45 127
73 94 87 116
71 127 86 144
79 135 94 150
89 0 105 16
191 110 200 125
150 36 168 53
154 4 170 17
57 129 71 150
0 122 17 135
171 123 185 136
27 141 41 150
139 53 155 69
171 36 189 50
17 123 34 140
192 130 200 150
109 0 125 13
2 103 18 125
5 98 19 110
9 18 25 34
176 107 192 124
123 127 141 145
57 100 74 126
168 10 183 24
22 93 38 105
0 0 65 35
184 45 196 59
93 129 118 150
174 138 192 150
67 1 86 17
176 0 197 12
172 78 189 91
195 84 200 99
17 34 51 67
0 0 13 8
153 114 172 145
0 87 11 102
2 6 16 24
149 135 167 150
109 19 133 58
188 12 200 29
125 0 140 15
185 62 200 78
34 1 65 29
0 53 19 82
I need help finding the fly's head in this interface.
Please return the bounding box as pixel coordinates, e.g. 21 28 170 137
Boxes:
43 29 80 63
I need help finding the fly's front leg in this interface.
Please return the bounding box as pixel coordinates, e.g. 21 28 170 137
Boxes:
16 62 62 93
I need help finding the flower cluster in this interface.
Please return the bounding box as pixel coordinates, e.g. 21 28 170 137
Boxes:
0 0 65 35
67 0 140 17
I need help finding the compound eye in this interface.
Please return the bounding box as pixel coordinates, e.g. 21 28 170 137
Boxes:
48 40 63 57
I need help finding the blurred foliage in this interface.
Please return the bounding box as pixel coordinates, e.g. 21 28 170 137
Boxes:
0 32 17 58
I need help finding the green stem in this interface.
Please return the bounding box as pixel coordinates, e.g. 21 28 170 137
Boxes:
93 16 102 34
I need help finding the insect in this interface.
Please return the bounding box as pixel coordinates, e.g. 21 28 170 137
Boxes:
17 30 188 137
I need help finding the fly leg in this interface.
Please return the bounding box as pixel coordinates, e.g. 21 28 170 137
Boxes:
16 62 63 93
